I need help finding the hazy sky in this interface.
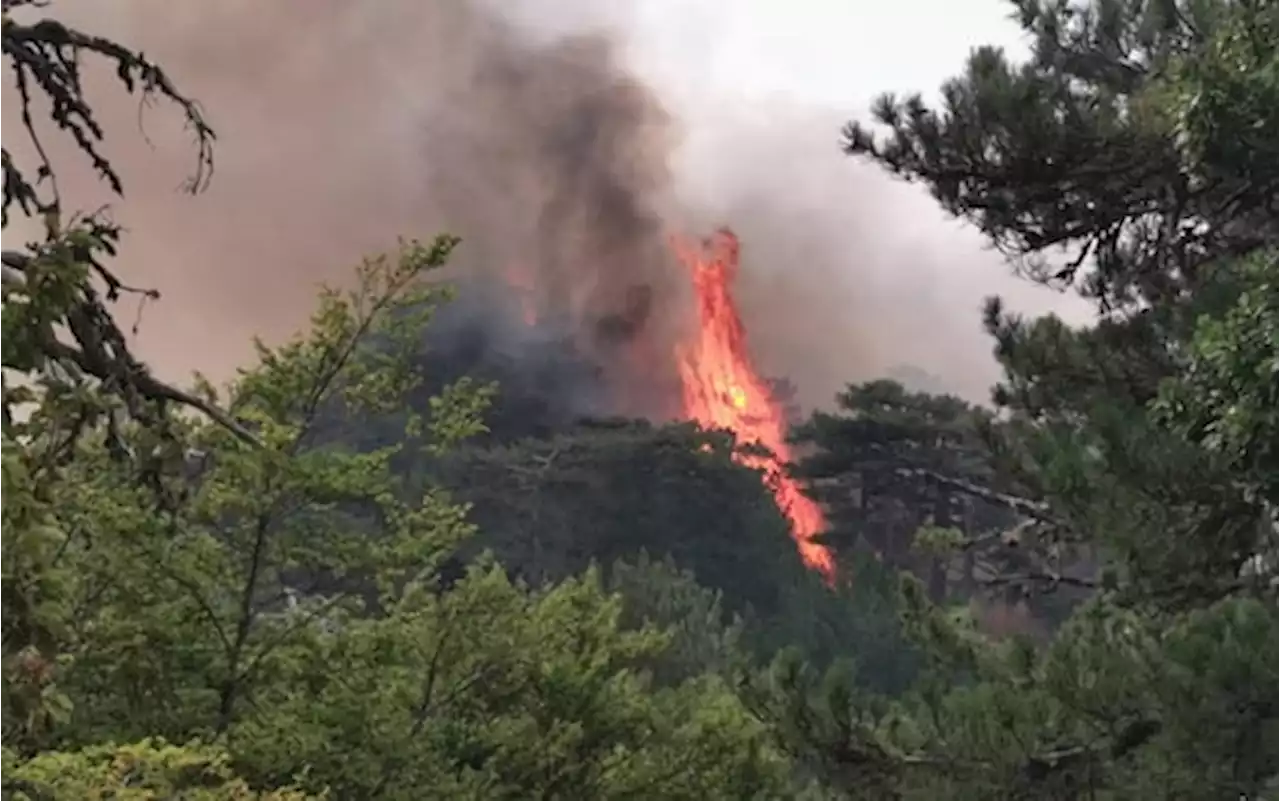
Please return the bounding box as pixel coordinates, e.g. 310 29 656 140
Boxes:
4 0 1083 405
640 0 1083 396
656 0 1026 103
501 0 1028 108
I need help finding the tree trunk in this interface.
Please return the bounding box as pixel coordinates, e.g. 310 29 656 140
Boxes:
926 489 953 603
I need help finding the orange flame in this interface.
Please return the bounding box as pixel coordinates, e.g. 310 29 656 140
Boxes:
673 229 835 580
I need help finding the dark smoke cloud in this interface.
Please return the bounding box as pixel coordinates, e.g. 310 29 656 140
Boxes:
2 0 1085 416
3 0 697 419
409 28 687 418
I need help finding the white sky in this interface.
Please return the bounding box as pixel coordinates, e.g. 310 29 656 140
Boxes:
604 0 1080 402
504 0 1029 112
491 0 1080 399
636 0 1027 109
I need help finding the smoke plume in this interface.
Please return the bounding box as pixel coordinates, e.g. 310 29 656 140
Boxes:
1 0 1084 413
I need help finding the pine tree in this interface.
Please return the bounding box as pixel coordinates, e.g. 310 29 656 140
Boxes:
756 2 1278 797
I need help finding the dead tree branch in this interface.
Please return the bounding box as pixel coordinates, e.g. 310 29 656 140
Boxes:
0 10 241 448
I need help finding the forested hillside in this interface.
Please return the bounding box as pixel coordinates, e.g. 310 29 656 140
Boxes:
2 0 1275 799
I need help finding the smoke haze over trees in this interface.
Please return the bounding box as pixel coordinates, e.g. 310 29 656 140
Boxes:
0 0 1086 411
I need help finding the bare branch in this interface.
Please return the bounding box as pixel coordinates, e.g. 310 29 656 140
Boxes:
895 467 1057 523
2 13 216 225
978 570 1099 592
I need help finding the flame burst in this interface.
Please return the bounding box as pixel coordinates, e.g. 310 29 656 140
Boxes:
673 229 835 579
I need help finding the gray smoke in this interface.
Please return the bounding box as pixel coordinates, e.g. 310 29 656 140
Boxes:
1 0 1085 414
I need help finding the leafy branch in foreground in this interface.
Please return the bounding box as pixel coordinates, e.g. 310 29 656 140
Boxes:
1 1 242 450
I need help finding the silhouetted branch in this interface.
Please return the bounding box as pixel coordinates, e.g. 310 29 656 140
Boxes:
3 249 258 447
2 8 236 457
2 13 215 224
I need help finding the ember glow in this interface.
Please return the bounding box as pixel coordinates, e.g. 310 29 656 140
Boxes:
673 229 835 579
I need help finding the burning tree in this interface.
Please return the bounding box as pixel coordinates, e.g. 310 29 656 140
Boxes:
489 223 839 583
672 229 835 580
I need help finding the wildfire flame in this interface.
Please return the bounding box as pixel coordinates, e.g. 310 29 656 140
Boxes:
497 226 834 580
673 228 835 580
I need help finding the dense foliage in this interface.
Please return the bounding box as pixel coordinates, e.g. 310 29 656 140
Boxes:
761 1 1278 798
